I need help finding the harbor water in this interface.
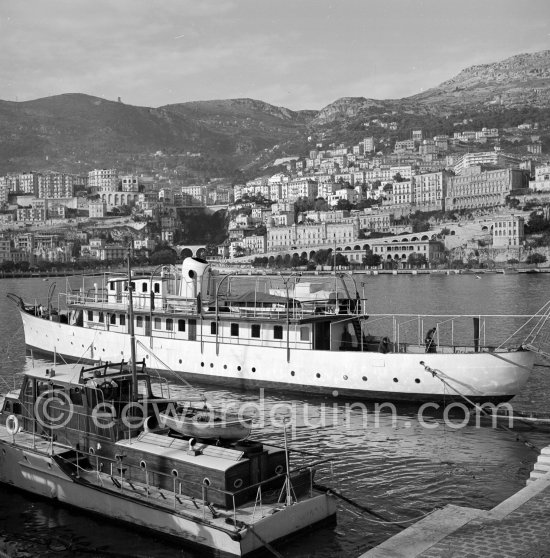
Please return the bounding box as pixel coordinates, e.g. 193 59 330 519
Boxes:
1 273 550 557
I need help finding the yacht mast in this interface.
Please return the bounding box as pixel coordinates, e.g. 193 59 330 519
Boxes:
127 249 138 401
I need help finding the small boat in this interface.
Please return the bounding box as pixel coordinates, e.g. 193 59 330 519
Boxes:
0 259 337 556
159 405 253 441
0 359 336 556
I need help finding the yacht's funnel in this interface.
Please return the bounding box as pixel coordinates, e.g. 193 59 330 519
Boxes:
180 257 212 299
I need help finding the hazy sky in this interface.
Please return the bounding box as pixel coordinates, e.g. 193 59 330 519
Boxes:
2 0 549 110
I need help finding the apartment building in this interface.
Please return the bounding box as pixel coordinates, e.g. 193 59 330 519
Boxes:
38 173 74 199
391 180 414 205
492 215 525 248
120 175 140 192
370 237 444 264
446 167 527 211
358 211 393 233
453 152 522 175
414 171 450 212
243 234 267 255
88 169 118 192
283 178 318 202
529 164 550 191
266 221 357 251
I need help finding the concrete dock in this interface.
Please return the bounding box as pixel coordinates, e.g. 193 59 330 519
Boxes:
361 447 550 558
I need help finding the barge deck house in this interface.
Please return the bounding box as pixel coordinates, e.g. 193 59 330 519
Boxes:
14 257 537 403
0 360 337 556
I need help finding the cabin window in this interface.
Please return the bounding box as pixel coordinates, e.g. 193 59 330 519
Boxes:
251 324 261 338
154 282 160 294
87 310 93 321
130 281 135 291
110 314 116 325
69 387 83 405
36 380 50 396
154 317 161 329
230 323 239 337
233 478 243 489
119 314 126 326
300 326 310 341
136 316 143 328
210 322 217 334
166 318 173 331
141 283 148 293
178 319 186 332
138 379 151 397
171 469 179 477
274 325 283 340
109 281 115 290
98 312 104 323
23 378 33 396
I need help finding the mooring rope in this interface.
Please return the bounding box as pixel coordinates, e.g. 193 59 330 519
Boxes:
420 361 540 452
312 483 439 528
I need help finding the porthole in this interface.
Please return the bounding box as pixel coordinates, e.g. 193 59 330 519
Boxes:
179 359 182 364
415 378 421 384
252 367 256 373
393 378 398 383
362 376 367 381
201 362 205 367
224 365 227 369
140 460 147 469
237 366 241 371
210 363 214 368
89 447 95 455
291 371 295 376
275 465 284 475
233 478 243 489
171 469 179 477
316 373 321 378
343 375 348 380
203 478 211 487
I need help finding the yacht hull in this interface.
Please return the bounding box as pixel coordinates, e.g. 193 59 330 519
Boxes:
21 311 534 403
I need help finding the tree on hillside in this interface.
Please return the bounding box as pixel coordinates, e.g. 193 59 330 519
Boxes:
525 253 547 265
393 172 405 182
150 248 177 265
526 210 550 234
408 253 428 268
336 199 352 211
363 250 381 267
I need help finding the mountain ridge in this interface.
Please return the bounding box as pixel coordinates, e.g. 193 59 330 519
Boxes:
1 50 549 175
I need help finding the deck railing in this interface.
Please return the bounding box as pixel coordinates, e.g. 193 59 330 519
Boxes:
55 445 333 528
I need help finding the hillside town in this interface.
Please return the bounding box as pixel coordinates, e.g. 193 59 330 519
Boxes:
1 122 550 271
